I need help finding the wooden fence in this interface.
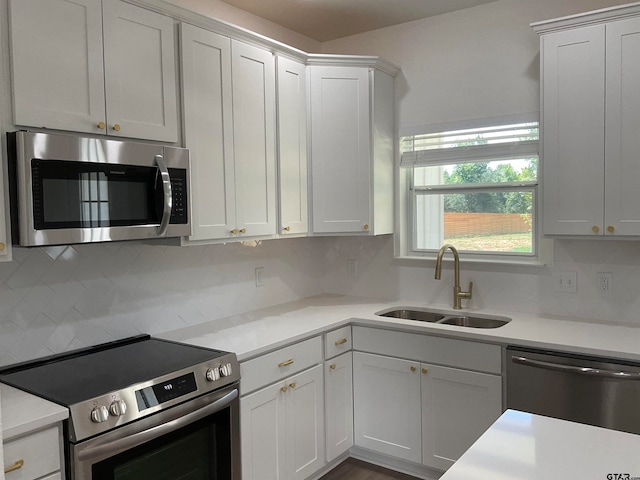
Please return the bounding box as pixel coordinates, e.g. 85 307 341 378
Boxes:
444 213 532 237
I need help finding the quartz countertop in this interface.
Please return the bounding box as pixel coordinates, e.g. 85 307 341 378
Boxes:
0 384 68 441
440 409 640 479
159 294 640 363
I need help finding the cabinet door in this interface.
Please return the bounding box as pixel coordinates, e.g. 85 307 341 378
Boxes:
9 0 106 133
286 365 325 480
541 25 606 235
421 364 502 471
276 56 308 236
232 40 277 238
181 24 236 241
325 352 353 462
604 17 640 235
353 352 422 463
103 0 178 142
241 383 287 480
310 66 371 234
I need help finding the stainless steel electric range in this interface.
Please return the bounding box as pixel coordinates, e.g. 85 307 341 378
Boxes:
0 335 241 480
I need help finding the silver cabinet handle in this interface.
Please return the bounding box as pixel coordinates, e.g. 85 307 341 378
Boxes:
155 154 172 236
512 356 640 380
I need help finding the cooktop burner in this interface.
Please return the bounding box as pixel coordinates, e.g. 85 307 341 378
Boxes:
0 335 239 442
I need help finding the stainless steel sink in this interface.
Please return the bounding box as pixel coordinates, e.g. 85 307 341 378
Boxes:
437 315 510 329
376 308 446 323
375 307 510 329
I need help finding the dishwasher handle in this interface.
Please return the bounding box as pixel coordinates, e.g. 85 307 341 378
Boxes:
511 355 640 380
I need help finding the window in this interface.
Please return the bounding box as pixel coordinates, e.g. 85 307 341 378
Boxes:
399 120 548 263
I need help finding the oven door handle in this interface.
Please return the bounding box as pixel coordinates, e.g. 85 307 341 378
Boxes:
77 388 238 461
155 154 172 236
511 355 640 379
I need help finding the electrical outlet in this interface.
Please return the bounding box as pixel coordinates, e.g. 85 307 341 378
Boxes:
255 267 264 287
347 259 357 277
554 271 577 293
596 272 612 294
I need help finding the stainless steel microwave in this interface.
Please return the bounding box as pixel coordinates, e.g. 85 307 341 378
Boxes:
7 131 191 246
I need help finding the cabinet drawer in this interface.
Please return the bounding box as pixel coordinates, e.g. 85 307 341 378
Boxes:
325 326 352 359
240 336 322 394
352 326 501 374
3 425 61 480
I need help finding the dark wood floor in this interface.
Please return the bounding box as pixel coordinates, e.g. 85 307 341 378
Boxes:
319 458 421 480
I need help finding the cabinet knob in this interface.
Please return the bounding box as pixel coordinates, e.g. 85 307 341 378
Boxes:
0 242 5 251
230 229 238 235
410 366 417 373
283 226 290 232
239 228 246 234
112 123 121 132
280 386 288 393
329 364 336 370
4 459 24 474
97 121 106 129
363 224 369 231
592 225 600 233
334 338 348 346
289 382 296 389
607 226 614 233
422 368 428 375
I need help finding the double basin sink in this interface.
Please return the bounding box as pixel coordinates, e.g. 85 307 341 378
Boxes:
376 307 510 329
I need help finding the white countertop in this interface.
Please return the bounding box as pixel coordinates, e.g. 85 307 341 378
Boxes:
159 294 640 363
0 384 68 441
441 409 640 480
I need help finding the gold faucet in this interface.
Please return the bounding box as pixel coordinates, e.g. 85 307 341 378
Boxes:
434 244 473 310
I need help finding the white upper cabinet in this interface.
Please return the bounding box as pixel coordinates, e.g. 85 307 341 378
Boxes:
276 56 308 236
309 63 396 235
181 29 277 242
232 40 277 238
180 23 235 241
536 6 640 236
9 0 178 142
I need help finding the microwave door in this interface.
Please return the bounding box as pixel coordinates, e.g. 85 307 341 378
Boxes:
154 155 172 236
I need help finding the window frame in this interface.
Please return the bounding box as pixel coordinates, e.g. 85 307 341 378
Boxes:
395 115 552 266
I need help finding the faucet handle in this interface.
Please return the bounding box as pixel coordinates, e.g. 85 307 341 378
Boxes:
461 281 473 300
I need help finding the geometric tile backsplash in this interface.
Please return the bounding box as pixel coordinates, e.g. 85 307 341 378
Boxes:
0 237 328 366
3 231 640 367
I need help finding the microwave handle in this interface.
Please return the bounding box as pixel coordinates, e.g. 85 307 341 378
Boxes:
155 154 172 236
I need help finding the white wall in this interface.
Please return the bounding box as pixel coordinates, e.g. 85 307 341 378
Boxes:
322 0 628 130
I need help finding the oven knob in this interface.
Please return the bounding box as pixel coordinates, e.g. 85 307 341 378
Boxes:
109 400 127 417
90 405 109 423
206 367 220 382
219 363 232 378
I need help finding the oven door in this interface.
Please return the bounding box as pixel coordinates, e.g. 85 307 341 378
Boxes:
70 385 240 480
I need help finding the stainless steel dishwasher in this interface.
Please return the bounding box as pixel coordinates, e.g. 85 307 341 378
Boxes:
506 346 640 435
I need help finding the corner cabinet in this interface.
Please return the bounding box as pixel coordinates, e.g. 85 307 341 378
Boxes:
308 60 397 235
181 24 277 242
535 7 640 236
8 0 178 142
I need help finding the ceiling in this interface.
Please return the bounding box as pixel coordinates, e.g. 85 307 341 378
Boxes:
220 0 500 42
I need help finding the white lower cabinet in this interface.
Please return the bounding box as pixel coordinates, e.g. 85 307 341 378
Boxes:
241 364 325 480
421 363 502 470
352 327 503 471
353 352 422 463
324 352 353 462
3 424 63 480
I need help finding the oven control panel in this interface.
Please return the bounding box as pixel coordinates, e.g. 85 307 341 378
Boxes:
69 352 240 442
